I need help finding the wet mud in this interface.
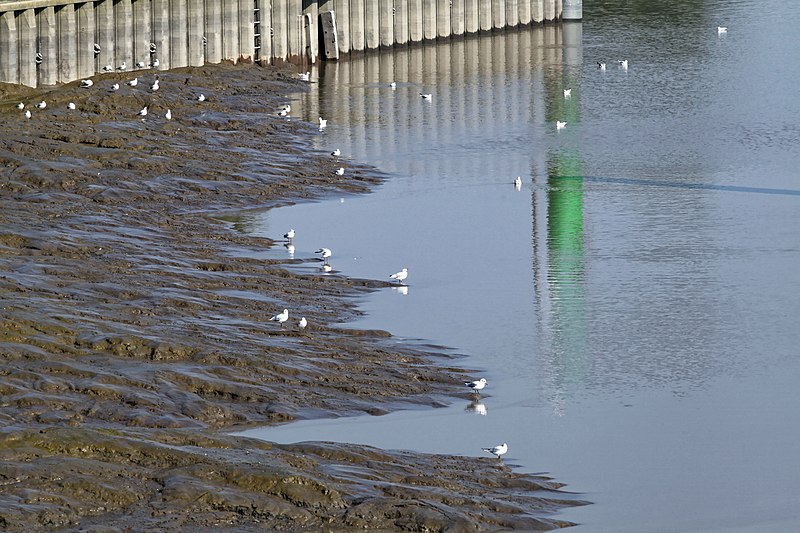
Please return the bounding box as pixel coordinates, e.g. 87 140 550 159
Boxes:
0 64 584 531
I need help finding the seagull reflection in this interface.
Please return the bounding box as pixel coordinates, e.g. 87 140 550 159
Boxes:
392 285 408 296
284 243 295 257
465 400 487 416
321 263 332 273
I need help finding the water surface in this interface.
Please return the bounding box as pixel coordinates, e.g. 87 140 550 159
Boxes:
239 1 800 530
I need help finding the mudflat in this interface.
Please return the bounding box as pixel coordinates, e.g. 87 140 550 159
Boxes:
0 63 583 531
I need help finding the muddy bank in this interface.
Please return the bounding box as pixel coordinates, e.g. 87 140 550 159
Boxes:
0 64 584 531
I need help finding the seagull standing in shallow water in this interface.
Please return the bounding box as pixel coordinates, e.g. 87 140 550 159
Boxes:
717 26 728 34
24 110 31 119
127 77 138 87
335 167 345 176
420 93 432 100
514 176 522 190
110 83 119 91
597 61 607 71
151 78 160 91
483 443 508 459
270 308 289 328
80 79 93 88
16 103 24 109
618 59 629 69
389 268 408 285
331 148 341 157
283 229 295 242
299 72 310 82
316 248 332 264
563 88 572 98
197 94 206 102
165 109 172 120
319 117 328 129
464 378 487 394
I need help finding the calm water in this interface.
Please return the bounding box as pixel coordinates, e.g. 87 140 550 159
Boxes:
238 1 800 530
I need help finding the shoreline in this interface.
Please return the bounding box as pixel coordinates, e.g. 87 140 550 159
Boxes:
0 63 584 531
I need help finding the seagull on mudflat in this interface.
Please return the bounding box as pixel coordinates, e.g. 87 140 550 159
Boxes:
335 167 345 176
331 148 341 157
482 443 508 459
67 102 76 110
618 59 629 69
135 61 146 69
197 93 206 102
127 77 138 87
80 79 93 88
35 101 46 109
152 58 160 68
316 248 332 263
150 77 160 91
298 317 307 330
270 308 289 327
464 378 487 394
563 88 572 98
110 83 119 91
283 228 295 242
277 109 288 117
319 117 328 129
102 65 113 72
597 61 607 71
16 102 24 110
138 106 148 117
117 62 127 71
165 109 172 120
24 109 31 119
389 268 408 285
556 121 567 130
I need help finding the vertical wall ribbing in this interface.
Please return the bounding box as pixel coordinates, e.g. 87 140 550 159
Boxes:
451 0 465 36
170 0 188 66
532 0 543 23
333 0 349 54
38 7 57 86
238 0 254 60
422 0 435 40
286 0 301 58
394 0 408 45
378 0 392 48
518 0 530 25
479 0 491 31
133 0 151 68
464 0 478 34
221 0 239 61
57 5 76 83
187 0 204 65
257 0 272 62
115 0 133 71
364 0 378 49
17 9 37 86
407 0 422 42
151 0 170 69
349 0 364 52
303 0 319 61
505 0 517 27
76 2 95 77
205 0 222 62
491 0 505 29
0 11 19 84
435 0 448 38
271 0 287 60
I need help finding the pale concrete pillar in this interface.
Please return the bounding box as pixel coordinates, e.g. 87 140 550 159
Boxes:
479 0 491 32
0 11 19 84
133 0 151 68
302 0 319 60
451 0 464 36
222 0 239 61
271 0 287 60
562 0 580 20
532 0 543 23
505 0 518 27
349 0 365 52
436 0 450 38
464 0 478 34
187 0 204 65
379 0 393 48
57 4 77 83
151 0 170 69
170 0 188 67
256 0 272 62
364 0 379 49
407 0 422 42
238 0 254 61
287 0 302 59
491 0 505 29
205 0 222 62
38 6 57 86
115 0 133 71
333 0 350 55
17 9 36 87
75 2 94 78
422 0 435 41
96 0 115 70
518 0 530 25
394 0 408 45
543 0 554 21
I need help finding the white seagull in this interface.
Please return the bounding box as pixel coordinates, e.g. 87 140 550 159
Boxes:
110 83 120 91
299 71 310 82
24 109 31 119
298 317 308 330
717 26 728 34
197 93 206 102
464 378 487 393
419 93 432 100
80 79 93 88
556 120 567 130
316 248 332 263
389 268 408 285
389 81 397 89
117 62 126 71
331 148 341 157
35 101 46 109
278 109 288 117
127 77 138 87
16 103 24 109
151 58 160 68
618 59 629 69
563 88 572 98
483 443 508 459
335 167 345 176
138 106 148 117
102 65 113 72
165 109 172 120
150 78 159 91
67 102 76 110
283 228 295 241
514 176 522 190
597 61 607 71
319 117 327 129
270 308 289 327
135 61 146 69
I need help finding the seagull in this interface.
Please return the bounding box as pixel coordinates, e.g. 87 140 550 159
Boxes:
138 106 148 117
281 104 291 113
24 109 31 119
36 101 46 109
67 102 76 110
335 167 345 176
102 65 113 72
110 83 119 91
197 93 206 102
283 229 295 241
316 248 332 263
278 109 288 117
150 78 159 91
563 88 572 98
117 62 126 71
331 148 341 157
16 103 24 109
151 58 160 68
419 93 432 100
93 43 101 54
717 26 727 34
319 117 327 128
618 59 629 69
556 120 567 130
389 268 408 285
389 81 397 89
464 378 487 394
298 317 307 330
514 176 522 190
299 71 310 81
597 61 606 71
80 79 93 88
165 109 172 120
127 77 138 87
135 61 146 69
270 308 289 327
482 443 508 459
